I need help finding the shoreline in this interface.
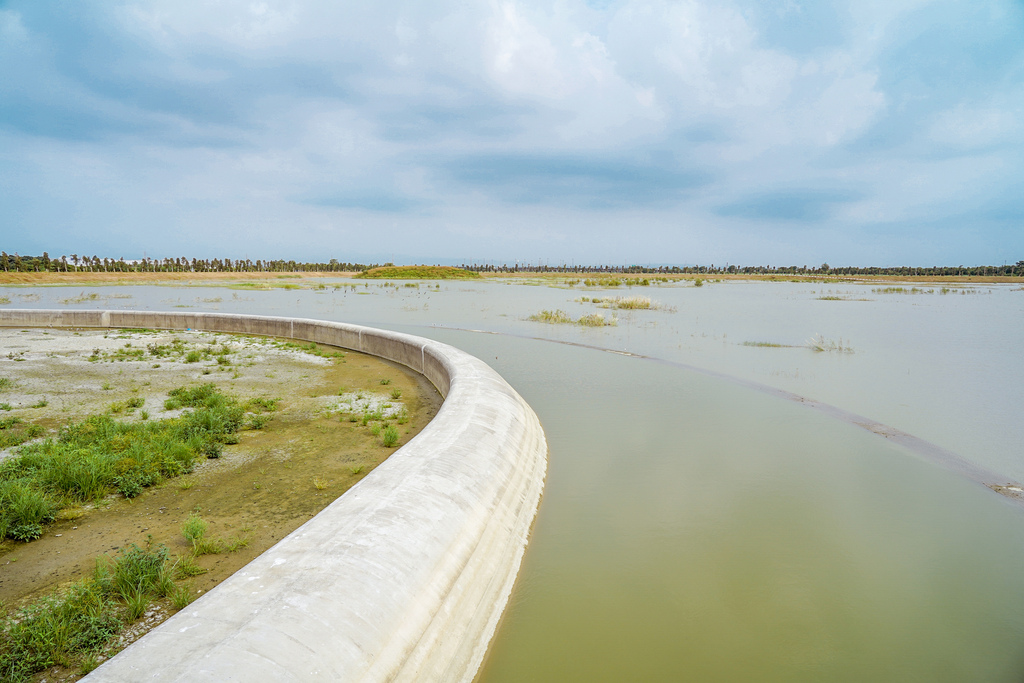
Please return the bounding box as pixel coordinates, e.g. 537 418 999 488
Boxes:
0 270 1020 287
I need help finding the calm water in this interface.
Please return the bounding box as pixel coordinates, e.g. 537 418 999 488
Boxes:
4 278 1024 680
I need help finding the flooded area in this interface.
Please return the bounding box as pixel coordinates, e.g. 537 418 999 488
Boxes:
2 278 1023 680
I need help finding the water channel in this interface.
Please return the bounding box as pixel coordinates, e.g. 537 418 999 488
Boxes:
3 278 1023 681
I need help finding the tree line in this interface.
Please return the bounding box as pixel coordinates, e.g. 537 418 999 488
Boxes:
459 261 1024 277
2 252 1021 277
0 252 377 274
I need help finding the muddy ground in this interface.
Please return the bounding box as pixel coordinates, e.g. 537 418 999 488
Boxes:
0 327 441 676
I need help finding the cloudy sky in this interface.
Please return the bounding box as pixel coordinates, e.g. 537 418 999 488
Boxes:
1 1 1022 266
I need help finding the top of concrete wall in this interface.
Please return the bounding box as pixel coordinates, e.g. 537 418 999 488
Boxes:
0 310 547 682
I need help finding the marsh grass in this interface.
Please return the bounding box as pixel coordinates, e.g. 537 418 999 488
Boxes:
806 334 854 354
0 384 261 541
0 542 184 682
580 295 674 311
577 313 615 327
741 341 792 348
529 309 616 326
529 309 573 324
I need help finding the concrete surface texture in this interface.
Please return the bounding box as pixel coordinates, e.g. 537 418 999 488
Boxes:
0 310 548 682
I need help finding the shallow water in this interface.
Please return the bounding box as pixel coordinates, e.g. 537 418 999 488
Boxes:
4 278 1024 679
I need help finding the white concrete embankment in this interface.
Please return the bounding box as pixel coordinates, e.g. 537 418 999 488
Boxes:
0 310 547 682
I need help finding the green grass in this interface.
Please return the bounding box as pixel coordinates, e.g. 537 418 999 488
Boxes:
0 377 15 392
381 425 400 448
582 277 622 287
180 513 208 548
0 384 260 541
245 396 279 413
180 512 249 556
0 403 11 411
0 541 185 682
355 265 481 280
273 340 345 360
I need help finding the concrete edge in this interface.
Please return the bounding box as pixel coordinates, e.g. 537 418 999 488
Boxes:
0 310 547 682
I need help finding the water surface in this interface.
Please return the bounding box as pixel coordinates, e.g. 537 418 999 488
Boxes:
4 278 1023 680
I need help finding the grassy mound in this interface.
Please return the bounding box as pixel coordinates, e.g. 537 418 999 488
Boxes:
355 266 480 280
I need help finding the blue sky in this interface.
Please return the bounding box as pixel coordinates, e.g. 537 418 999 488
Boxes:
1 0 1022 266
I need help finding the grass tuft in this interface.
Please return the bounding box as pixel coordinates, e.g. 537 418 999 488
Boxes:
806 334 854 354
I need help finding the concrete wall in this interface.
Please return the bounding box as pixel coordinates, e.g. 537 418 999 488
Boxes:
0 310 547 682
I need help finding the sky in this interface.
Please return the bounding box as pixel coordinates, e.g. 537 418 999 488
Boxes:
1 0 1022 267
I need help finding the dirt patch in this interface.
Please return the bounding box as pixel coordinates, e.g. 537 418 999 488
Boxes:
0 328 440 677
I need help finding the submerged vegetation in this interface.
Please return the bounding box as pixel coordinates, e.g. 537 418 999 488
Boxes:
576 295 675 311
529 309 616 327
355 265 480 280
741 341 792 348
806 335 854 354
0 384 275 542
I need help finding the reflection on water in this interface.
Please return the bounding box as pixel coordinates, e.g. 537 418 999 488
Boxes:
4 279 1024 680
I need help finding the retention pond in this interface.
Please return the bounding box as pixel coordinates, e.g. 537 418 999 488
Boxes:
2 277 1023 681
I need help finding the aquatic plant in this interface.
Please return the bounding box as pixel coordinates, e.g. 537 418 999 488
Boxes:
529 309 617 327
741 341 789 348
806 334 854 354
577 313 615 327
529 309 574 324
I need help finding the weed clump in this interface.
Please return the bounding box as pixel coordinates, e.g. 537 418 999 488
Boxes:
0 542 186 682
381 425 400 448
0 384 262 541
529 310 616 327
806 334 854 354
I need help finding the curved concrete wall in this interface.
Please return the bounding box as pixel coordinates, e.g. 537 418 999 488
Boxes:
0 310 547 682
